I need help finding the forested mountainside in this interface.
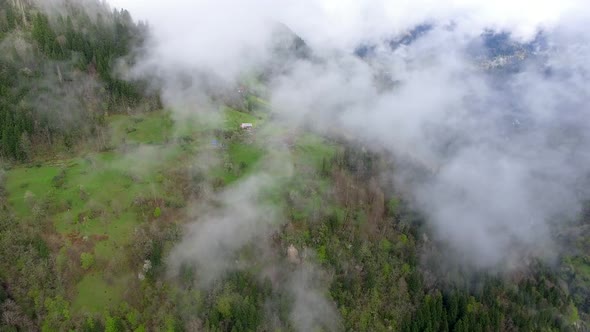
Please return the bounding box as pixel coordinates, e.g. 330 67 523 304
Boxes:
0 0 155 162
0 1 589 331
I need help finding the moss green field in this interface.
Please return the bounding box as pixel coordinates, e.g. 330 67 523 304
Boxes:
4 103 338 313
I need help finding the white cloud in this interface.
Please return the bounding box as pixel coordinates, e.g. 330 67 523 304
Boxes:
112 0 590 306
109 0 588 48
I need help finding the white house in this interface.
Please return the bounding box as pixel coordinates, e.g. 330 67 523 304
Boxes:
240 123 253 130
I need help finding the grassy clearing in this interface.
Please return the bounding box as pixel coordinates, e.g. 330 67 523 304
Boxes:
228 143 264 168
3 107 203 313
4 103 337 315
204 106 270 185
249 96 270 107
293 133 337 169
211 143 265 185
247 96 272 114
5 153 163 311
109 111 174 145
5 165 61 217
171 106 264 141
73 273 126 313
224 107 258 131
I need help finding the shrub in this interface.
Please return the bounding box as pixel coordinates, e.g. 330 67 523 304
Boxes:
80 252 95 270
387 197 400 216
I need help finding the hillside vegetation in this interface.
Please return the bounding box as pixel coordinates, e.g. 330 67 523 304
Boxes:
0 1 589 332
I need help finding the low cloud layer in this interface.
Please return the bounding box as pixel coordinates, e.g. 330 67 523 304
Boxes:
288 265 342 332
167 173 280 285
107 0 590 327
268 25 590 269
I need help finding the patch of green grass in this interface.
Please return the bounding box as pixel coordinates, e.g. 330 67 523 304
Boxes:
228 143 264 168
5 107 279 313
174 113 217 138
5 147 178 311
224 107 258 131
5 165 61 217
7 107 348 317
250 96 270 107
73 273 125 313
246 96 272 115
212 143 265 184
82 212 138 264
7 147 174 228
94 241 117 261
293 133 336 170
109 111 174 145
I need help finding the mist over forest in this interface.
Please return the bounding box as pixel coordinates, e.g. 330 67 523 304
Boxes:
0 0 589 331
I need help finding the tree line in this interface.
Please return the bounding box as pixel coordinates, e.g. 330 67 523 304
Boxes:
0 0 155 161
